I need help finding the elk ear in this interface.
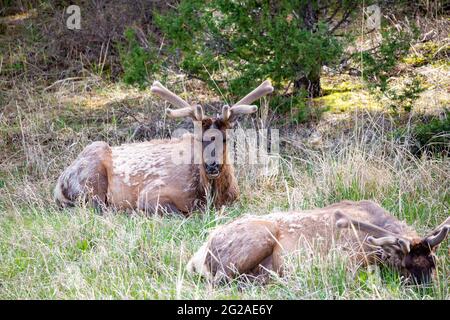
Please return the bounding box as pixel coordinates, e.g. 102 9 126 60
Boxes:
334 210 350 228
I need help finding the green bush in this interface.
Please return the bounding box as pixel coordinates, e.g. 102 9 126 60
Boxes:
118 28 160 89
394 111 450 156
360 25 423 112
156 0 360 103
411 112 450 156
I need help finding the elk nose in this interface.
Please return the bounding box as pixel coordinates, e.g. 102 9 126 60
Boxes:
205 162 219 174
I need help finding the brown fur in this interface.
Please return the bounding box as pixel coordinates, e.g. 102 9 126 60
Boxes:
54 133 238 215
198 164 239 208
188 200 448 284
55 80 274 215
54 141 111 209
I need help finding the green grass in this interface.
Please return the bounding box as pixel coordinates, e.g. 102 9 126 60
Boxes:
0 62 448 300
0 198 447 299
0 136 448 299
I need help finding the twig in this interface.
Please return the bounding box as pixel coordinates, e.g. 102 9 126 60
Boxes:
43 77 85 92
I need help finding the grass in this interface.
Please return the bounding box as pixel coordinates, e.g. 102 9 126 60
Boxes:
0 99 448 299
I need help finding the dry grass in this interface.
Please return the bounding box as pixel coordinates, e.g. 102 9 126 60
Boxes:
0 74 448 299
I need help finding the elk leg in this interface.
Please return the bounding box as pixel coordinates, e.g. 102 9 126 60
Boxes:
271 234 302 276
205 219 279 282
54 141 111 209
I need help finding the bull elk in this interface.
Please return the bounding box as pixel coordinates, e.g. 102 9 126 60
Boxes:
188 200 449 284
54 80 274 214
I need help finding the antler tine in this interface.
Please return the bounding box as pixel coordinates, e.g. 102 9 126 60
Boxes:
367 236 398 246
222 105 231 121
367 236 411 255
230 105 258 114
150 81 196 119
234 80 274 106
221 80 274 122
334 211 411 253
432 216 450 233
425 225 449 248
423 216 450 247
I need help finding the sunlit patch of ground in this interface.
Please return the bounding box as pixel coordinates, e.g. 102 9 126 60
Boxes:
316 54 449 116
315 75 381 113
54 81 148 111
0 10 37 24
413 64 450 115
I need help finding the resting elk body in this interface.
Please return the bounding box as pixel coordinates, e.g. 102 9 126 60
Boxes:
188 200 449 284
54 80 274 214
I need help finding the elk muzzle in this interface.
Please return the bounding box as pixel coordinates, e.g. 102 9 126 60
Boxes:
205 161 221 178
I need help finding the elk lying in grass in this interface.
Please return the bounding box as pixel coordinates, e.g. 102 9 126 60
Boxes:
188 200 449 284
54 80 274 214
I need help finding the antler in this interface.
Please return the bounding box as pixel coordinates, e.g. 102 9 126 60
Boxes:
423 216 450 248
367 236 411 255
221 80 274 122
151 81 204 121
234 80 274 106
334 211 411 253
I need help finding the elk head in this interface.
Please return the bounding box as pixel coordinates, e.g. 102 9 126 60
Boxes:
151 80 274 179
335 211 449 284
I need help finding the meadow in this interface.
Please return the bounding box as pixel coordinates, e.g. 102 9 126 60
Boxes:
1 77 449 299
0 3 449 299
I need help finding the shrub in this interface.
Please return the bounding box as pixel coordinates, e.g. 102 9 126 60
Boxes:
33 1 169 81
118 28 160 89
411 112 450 156
394 111 450 156
156 0 361 102
360 25 423 112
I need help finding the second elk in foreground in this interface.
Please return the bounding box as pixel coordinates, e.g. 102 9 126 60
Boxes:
188 200 449 284
54 80 273 214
